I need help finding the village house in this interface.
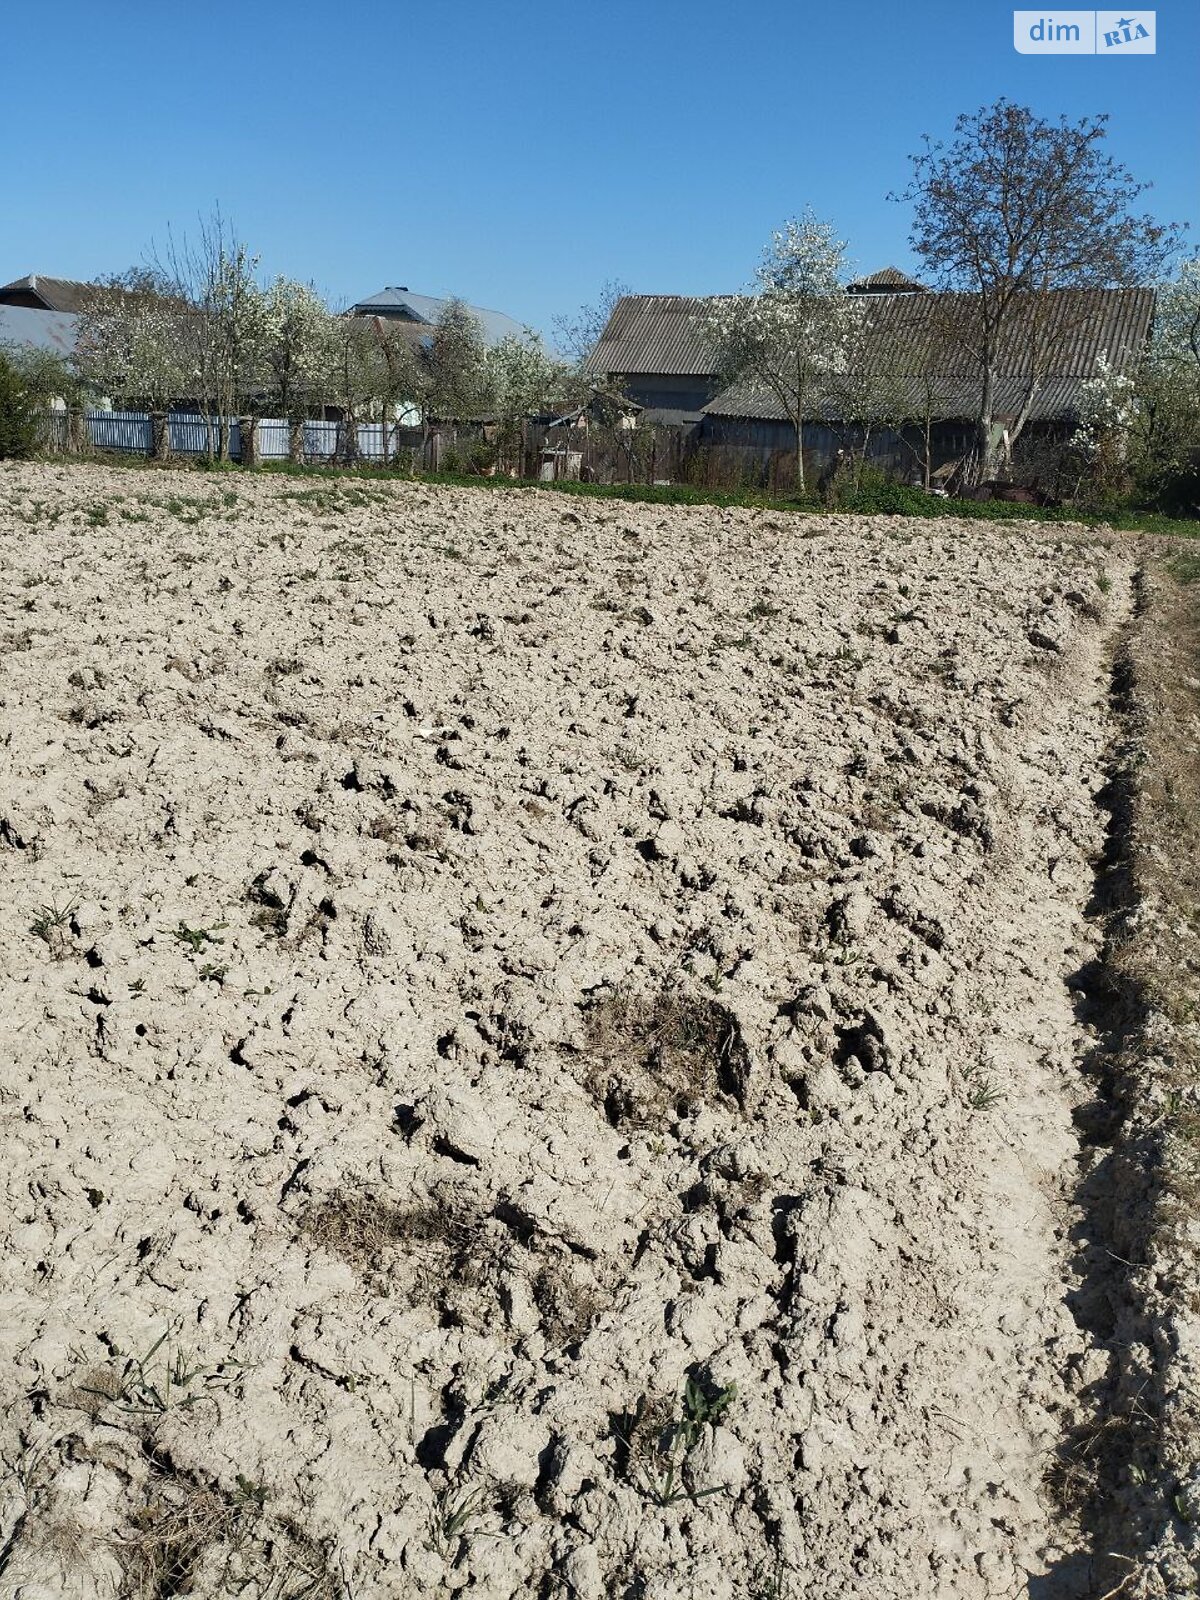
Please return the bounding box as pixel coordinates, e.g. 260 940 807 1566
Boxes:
349 287 530 348
0 276 96 363
0 304 77 360
584 273 1156 483
0 274 102 313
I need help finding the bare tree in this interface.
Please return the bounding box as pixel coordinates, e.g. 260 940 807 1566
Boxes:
150 212 265 455
894 99 1183 478
553 279 631 366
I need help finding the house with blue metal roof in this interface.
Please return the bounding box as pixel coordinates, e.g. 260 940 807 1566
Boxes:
0 304 79 357
349 286 531 348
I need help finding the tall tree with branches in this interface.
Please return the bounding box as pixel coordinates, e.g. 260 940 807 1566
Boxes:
425 300 490 420
895 99 1184 478
553 279 632 366
1124 259 1200 510
149 213 266 454
485 332 572 468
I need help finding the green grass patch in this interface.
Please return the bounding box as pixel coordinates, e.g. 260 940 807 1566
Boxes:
31 448 1200 540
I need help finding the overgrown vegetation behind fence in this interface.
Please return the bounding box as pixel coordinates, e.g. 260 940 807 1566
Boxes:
39 410 807 487
29 407 1200 519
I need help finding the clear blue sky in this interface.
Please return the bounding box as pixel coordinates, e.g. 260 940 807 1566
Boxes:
3 1 1196 338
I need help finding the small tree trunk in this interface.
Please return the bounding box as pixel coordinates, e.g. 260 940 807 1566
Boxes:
151 412 171 461
341 410 359 465
288 419 304 464
795 418 805 495
239 416 257 468
976 366 1001 481
68 408 89 456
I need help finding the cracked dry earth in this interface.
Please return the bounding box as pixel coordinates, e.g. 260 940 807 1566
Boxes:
0 462 1135 1599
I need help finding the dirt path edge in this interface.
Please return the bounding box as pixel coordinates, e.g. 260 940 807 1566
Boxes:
1066 558 1200 1598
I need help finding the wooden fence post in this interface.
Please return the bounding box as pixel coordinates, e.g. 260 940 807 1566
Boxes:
239 416 257 468
150 412 171 461
67 409 90 456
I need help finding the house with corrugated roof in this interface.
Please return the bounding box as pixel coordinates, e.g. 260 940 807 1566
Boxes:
581 269 933 418
584 274 1156 481
582 295 721 419
0 274 152 365
0 278 97 361
0 274 101 313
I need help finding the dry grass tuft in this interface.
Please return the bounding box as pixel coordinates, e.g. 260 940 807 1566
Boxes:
582 985 751 1128
298 1193 471 1282
297 1191 605 1345
116 1453 342 1600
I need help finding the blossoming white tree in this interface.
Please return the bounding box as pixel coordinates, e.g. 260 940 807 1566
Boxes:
1125 260 1200 506
704 212 858 493
485 332 572 466
74 269 193 411
424 300 491 421
1070 349 1140 494
1153 258 1200 379
318 315 388 459
168 223 265 454
77 220 270 457
258 277 336 420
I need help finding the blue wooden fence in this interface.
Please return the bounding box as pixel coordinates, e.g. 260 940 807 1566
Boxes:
85 411 154 453
40 410 423 464
166 414 242 457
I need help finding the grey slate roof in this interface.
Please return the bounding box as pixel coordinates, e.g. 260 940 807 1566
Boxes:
590 286 1155 422
350 287 529 348
0 275 98 313
583 295 720 377
0 305 78 355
